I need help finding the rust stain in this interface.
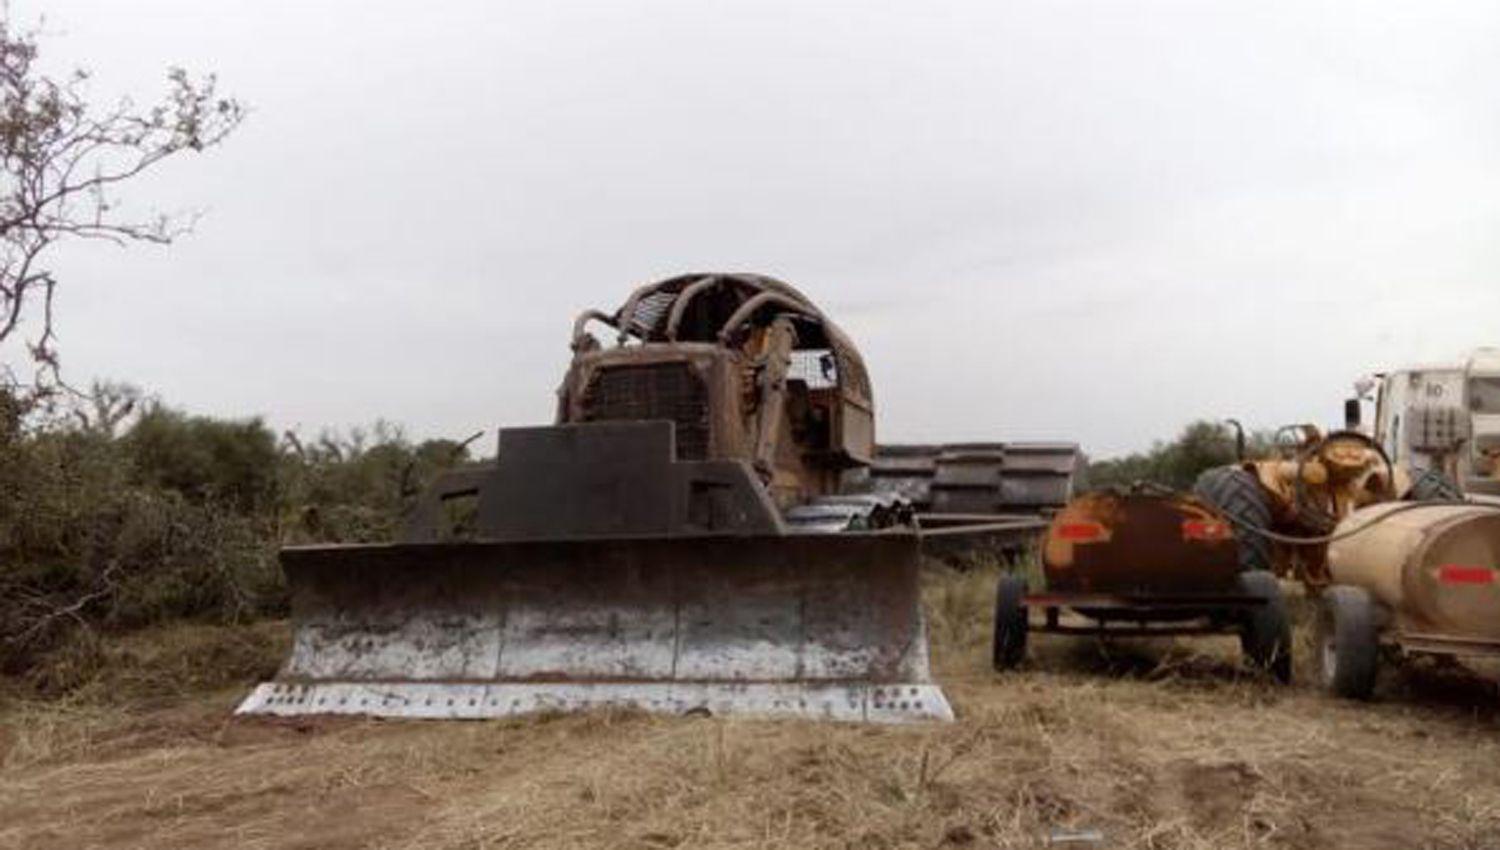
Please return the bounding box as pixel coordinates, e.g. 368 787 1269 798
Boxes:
1043 490 1240 595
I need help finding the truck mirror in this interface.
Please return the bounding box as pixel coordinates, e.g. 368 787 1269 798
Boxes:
1344 398 1362 429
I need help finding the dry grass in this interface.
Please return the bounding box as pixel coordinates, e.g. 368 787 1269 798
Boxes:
0 620 286 769
4 566 1500 850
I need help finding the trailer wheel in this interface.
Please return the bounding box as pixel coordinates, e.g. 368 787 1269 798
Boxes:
1317 585 1380 700
992 574 1029 671
1236 570 1292 683
1193 466 1273 573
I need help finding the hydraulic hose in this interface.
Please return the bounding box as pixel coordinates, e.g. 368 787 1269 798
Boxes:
1128 478 1500 548
1217 498 1500 547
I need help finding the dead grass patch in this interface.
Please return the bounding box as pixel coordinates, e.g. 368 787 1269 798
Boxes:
4 569 1500 849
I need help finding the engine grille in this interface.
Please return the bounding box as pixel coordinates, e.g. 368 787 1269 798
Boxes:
581 363 710 460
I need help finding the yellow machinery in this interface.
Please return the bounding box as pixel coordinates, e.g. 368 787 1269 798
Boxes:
1193 422 1500 699
1192 425 1454 587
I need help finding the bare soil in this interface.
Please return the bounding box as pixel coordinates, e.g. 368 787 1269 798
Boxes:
3 567 1500 850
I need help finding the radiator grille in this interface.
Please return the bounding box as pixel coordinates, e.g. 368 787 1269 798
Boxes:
581 363 710 460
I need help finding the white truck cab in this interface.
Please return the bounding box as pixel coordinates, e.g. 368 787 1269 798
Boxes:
1350 348 1500 497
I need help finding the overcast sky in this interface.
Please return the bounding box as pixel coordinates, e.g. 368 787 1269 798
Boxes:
12 0 1500 457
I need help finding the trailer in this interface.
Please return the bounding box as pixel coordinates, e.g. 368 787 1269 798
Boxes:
992 487 1291 681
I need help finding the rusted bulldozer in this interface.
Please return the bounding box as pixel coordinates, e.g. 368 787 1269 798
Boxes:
239 273 952 723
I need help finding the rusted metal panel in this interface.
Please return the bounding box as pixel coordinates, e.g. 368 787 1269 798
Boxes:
866 448 940 509
931 490 1000 514
1042 491 1240 596
870 448 940 473
239 532 952 723
868 440 1078 559
998 475 1073 508
463 421 784 541
998 444 1081 508
1001 443 1082 474
930 450 997 514
872 442 1081 515
933 460 1001 489
931 445 1005 511
581 362 710 460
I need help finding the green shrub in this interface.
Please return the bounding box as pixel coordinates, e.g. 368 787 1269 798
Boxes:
1085 420 1275 492
0 392 474 693
125 408 279 512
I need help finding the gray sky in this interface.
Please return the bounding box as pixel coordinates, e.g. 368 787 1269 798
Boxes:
14 0 1500 457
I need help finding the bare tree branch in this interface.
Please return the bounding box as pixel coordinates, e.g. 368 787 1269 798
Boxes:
0 22 243 403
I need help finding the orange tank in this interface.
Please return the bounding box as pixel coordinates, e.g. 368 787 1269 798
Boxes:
1042 490 1240 596
999 488 1290 682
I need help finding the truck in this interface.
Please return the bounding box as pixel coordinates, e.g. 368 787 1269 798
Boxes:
1350 347 1500 498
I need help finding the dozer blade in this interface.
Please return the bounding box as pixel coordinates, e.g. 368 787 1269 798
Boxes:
237 532 952 723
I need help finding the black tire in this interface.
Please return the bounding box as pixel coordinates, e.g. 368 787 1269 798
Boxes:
992 574 1029 671
1236 570 1292 683
1407 468 1463 502
1317 585 1380 700
1193 466 1274 573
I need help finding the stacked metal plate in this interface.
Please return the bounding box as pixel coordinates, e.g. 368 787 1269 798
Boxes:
870 442 1081 516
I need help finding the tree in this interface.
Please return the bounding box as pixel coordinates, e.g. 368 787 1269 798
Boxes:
1086 420 1274 491
0 22 242 397
126 405 280 512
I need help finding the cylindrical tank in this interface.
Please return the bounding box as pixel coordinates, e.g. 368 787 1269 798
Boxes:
1042 491 1239 596
1328 502 1500 638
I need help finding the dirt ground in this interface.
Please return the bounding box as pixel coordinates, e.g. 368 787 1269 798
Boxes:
4 567 1500 850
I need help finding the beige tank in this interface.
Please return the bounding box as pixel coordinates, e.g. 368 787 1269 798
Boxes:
1328 503 1500 638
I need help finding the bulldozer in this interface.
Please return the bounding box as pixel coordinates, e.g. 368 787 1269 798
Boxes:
238 273 953 723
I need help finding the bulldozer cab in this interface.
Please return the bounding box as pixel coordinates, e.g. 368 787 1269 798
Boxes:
561 273 875 508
